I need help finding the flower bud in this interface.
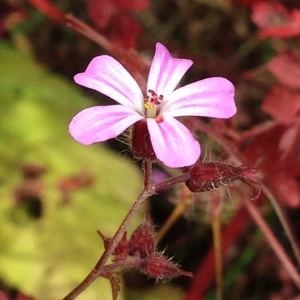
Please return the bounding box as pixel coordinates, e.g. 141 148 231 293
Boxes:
184 162 261 194
128 217 155 258
141 253 193 281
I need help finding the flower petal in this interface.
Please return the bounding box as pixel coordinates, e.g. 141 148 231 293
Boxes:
147 117 200 168
147 43 193 97
162 77 236 118
69 105 143 145
74 56 144 113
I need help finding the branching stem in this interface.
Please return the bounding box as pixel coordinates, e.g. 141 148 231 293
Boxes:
63 162 153 299
63 163 190 299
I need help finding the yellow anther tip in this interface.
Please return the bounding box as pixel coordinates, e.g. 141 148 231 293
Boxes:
144 102 153 109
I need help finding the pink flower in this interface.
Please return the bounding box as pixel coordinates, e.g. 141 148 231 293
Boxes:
69 43 236 168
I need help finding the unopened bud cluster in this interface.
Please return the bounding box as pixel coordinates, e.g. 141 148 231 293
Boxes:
99 218 192 281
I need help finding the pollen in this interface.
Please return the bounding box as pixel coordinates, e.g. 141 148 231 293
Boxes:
144 102 153 109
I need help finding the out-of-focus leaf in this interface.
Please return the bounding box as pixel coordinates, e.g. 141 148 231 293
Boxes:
251 2 300 39
0 43 142 299
86 0 147 49
261 83 300 161
262 84 300 124
251 1 290 29
242 125 300 208
267 52 300 90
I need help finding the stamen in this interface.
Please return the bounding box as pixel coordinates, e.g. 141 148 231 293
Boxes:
147 89 164 105
144 89 164 121
144 102 153 109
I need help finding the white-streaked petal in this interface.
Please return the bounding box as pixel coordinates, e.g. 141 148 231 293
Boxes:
147 43 193 97
162 77 236 118
74 56 144 113
147 117 200 168
69 105 143 145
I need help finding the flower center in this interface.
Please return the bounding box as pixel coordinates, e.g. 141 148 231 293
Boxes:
144 89 164 123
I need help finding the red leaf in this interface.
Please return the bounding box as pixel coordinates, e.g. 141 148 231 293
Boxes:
109 14 142 49
268 52 300 90
241 125 300 207
251 2 300 39
86 0 146 48
252 2 290 29
262 84 300 124
86 0 115 28
278 119 300 160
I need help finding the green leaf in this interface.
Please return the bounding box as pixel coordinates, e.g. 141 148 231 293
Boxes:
0 43 142 299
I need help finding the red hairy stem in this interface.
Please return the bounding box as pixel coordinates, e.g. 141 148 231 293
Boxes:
63 162 154 299
153 173 191 192
63 189 151 299
143 160 153 190
27 0 67 24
